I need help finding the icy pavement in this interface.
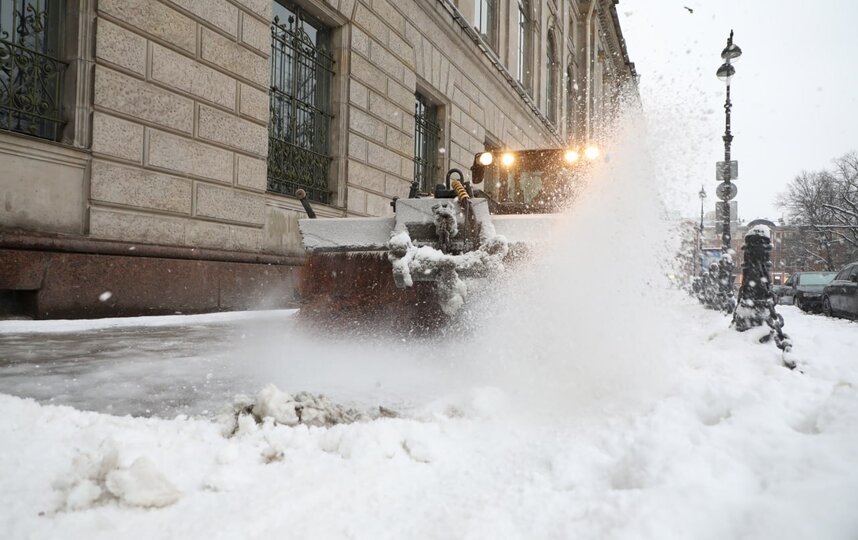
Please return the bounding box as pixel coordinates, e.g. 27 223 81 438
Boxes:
1 304 857 539
0 311 300 418
0 309 482 418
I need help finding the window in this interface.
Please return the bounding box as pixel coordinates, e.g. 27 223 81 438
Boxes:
566 61 577 139
413 92 440 193
0 0 65 141
546 30 558 124
268 1 334 203
568 14 576 49
475 0 497 49
516 0 532 90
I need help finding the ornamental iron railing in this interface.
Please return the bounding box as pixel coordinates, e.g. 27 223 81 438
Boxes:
413 93 440 193
268 7 334 204
0 0 65 141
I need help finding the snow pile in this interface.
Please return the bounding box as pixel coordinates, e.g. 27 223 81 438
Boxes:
2 309 858 539
55 443 180 511
226 384 388 433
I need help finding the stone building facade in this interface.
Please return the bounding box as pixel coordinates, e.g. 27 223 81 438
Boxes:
0 0 636 318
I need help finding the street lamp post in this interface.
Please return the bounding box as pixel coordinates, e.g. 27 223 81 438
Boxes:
697 186 706 274
715 30 742 311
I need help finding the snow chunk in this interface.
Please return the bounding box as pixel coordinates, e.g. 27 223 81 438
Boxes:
227 384 380 434
252 385 300 426
56 444 180 510
105 457 182 508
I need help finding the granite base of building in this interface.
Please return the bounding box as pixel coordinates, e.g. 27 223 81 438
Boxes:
0 233 303 320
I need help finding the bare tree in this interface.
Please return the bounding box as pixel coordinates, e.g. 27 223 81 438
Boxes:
777 152 858 270
822 152 858 250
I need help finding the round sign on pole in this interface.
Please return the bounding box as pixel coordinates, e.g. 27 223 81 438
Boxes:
716 181 738 201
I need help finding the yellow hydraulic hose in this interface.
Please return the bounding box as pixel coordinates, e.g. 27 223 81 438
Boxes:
451 180 470 203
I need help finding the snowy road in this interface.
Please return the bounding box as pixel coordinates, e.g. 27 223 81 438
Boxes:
0 311 300 418
0 309 488 418
1 303 857 539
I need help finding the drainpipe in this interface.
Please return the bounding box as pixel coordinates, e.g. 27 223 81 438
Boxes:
585 0 597 141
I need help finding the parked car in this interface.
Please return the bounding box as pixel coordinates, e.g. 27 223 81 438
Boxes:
822 262 858 319
771 283 787 304
780 271 837 311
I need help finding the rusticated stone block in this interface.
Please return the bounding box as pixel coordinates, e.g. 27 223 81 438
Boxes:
262 204 298 255
347 186 367 214
366 192 393 216
201 28 268 87
99 0 195 53
90 207 186 245
198 105 267 156
91 112 144 163
369 92 405 130
166 0 237 36
232 0 271 19
239 83 268 122
370 40 406 83
185 218 232 249
95 19 147 76
229 225 263 252
151 44 237 109
148 129 234 184
236 154 267 191
354 4 388 43
350 108 385 143
388 30 415 69
90 160 192 214
351 53 387 94
387 78 415 112
94 66 194 134
372 0 405 35
350 79 368 107
367 141 402 176
348 159 385 193
348 133 367 160
386 126 412 155
195 183 265 226
241 14 269 55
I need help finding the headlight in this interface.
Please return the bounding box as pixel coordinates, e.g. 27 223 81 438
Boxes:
478 152 493 166
501 152 515 167
564 149 579 163
584 145 600 160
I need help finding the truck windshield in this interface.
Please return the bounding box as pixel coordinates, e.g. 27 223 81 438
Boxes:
480 151 583 209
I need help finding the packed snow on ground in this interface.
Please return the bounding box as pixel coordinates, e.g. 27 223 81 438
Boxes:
3 112 857 539
1 304 857 539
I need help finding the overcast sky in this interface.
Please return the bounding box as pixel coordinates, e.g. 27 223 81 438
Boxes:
618 0 858 221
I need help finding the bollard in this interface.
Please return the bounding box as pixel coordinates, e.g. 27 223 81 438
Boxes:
733 225 791 353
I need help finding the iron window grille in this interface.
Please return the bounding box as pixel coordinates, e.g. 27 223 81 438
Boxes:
0 0 66 141
268 2 334 204
413 93 440 194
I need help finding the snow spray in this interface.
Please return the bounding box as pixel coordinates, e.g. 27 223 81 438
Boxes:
458 100 697 416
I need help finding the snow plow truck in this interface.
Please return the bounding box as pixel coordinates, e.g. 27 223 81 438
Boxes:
296 145 601 333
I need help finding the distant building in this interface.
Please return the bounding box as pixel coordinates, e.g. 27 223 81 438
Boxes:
698 215 857 285
0 0 636 318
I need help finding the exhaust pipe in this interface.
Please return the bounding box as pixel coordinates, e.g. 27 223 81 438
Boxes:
296 189 316 219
